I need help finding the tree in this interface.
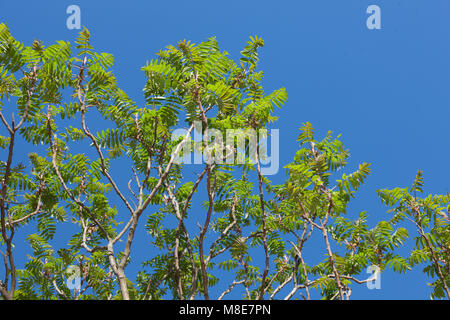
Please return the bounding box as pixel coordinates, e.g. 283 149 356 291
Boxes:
378 170 450 299
0 23 448 300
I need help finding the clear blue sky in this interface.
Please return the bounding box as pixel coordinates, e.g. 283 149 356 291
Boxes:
1 0 449 299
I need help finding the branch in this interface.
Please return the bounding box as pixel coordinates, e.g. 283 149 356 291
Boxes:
198 163 215 300
288 240 311 300
206 194 238 265
14 65 37 131
413 207 450 299
269 274 292 300
0 121 18 297
52 279 69 300
79 101 134 214
163 178 184 299
0 190 42 233
80 217 107 253
137 123 195 216
218 280 245 300
0 280 12 300
46 116 110 241
181 167 208 216
319 217 344 300
255 143 270 300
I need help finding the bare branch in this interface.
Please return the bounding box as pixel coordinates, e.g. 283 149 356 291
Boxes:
412 206 450 299
218 280 245 300
198 163 215 300
270 274 292 300
255 143 270 300
52 279 68 300
46 117 110 241
80 104 135 214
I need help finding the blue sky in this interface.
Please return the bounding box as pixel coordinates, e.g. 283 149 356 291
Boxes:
1 0 449 299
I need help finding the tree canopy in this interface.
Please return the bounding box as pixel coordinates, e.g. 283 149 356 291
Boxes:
0 23 448 300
